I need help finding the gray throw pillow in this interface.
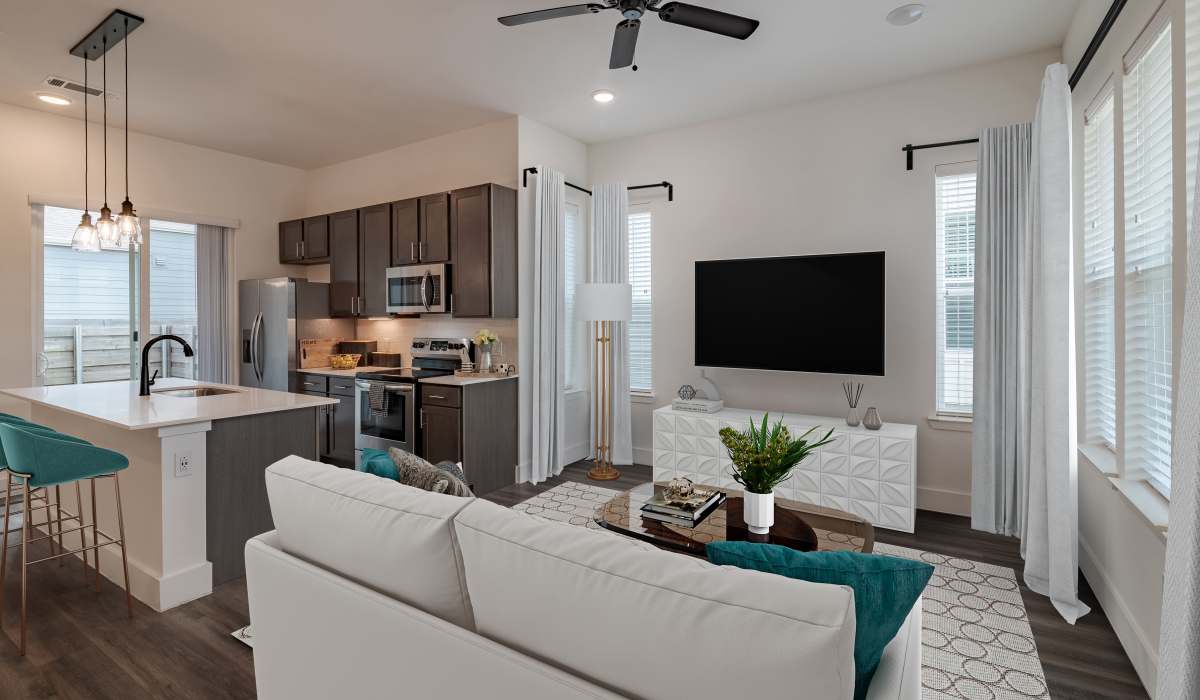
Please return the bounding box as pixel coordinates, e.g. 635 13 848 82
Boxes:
387 448 473 497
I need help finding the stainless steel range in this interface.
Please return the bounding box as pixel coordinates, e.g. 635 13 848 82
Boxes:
354 337 472 461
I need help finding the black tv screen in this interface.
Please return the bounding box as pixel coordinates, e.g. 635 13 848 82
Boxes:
695 252 885 376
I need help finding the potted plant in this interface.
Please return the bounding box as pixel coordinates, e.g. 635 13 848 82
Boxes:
474 328 499 372
720 415 834 534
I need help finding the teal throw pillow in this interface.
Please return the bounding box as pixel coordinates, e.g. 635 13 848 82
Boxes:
706 542 932 700
356 448 399 481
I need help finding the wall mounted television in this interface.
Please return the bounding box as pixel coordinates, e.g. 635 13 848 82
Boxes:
695 252 885 376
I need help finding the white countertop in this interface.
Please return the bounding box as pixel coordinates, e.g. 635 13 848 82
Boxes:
420 373 518 387
297 365 392 378
1 378 336 432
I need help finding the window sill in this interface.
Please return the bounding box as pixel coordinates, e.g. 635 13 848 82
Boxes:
631 392 656 405
1079 446 1168 539
1078 443 1118 477
927 414 972 432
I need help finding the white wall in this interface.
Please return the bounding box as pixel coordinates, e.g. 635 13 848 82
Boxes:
588 49 1057 514
1066 0 1179 693
516 116 590 481
0 101 308 413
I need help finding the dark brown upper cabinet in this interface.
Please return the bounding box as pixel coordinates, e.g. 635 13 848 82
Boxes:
390 198 419 266
419 193 451 262
328 209 360 317
358 203 392 318
450 184 517 318
278 216 329 264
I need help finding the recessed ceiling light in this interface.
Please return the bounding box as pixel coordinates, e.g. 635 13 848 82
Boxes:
36 92 71 106
886 4 926 26
592 89 615 104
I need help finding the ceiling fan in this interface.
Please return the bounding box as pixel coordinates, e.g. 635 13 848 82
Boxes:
498 1 760 70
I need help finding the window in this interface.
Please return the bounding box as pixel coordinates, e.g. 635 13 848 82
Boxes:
934 164 977 415
1123 19 1173 496
628 209 653 394
563 201 584 390
148 219 199 380
1083 89 1117 451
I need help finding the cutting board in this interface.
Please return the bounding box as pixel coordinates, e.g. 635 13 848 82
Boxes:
299 339 341 369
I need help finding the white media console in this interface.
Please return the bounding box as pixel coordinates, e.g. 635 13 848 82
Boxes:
652 406 918 533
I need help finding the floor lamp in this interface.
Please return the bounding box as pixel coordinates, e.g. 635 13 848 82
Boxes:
577 283 632 481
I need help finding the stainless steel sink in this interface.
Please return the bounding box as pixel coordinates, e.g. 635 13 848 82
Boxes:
153 387 242 398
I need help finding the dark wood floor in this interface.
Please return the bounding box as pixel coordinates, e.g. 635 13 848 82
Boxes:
0 463 1148 699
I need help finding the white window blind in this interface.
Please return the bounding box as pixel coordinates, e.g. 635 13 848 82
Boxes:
1123 19 1173 496
934 164 977 415
1083 90 1117 451
628 210 653 393
563 202 582 390
1188 0 1200 216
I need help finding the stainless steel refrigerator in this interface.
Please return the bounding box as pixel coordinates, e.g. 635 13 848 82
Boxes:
238 278 353 391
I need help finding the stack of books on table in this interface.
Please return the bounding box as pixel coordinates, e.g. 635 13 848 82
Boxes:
640 488 726 527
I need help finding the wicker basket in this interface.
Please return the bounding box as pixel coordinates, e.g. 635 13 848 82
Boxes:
328 354 362 370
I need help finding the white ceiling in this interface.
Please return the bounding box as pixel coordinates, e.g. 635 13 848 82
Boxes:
0 1 1080 169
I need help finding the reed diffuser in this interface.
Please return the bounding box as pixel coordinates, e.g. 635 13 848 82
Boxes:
842 381 864 427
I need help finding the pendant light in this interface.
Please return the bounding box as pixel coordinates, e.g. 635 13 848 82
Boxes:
95 35 119 246
116 16 141 247
71 51 99 252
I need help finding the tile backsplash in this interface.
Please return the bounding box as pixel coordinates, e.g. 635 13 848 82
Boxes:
354 317 517 368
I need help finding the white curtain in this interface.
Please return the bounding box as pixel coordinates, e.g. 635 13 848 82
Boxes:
196 224 235 383
972 123 1031 537
1157 135 1200 699
530 167 566 484
1020 63 1089 624
590 184 633 466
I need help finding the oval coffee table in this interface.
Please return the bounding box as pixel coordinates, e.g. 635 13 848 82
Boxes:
594 482 875 557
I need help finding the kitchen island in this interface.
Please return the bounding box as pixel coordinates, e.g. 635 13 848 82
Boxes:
0 378 335 611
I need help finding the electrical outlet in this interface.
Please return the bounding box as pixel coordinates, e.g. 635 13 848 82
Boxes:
174 450 194 478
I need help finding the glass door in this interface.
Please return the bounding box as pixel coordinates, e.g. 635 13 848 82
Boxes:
145 219 199 380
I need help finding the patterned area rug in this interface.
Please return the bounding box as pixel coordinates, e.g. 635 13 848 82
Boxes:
513 482 1049 700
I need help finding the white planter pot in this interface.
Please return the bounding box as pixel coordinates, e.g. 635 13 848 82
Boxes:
743 490 774 534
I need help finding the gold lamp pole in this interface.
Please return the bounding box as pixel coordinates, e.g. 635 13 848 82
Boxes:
577 283 632 481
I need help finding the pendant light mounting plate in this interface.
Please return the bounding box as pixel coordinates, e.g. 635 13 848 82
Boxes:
70 9 143 61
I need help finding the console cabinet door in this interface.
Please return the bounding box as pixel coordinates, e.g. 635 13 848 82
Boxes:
302 215 329 260
329 209 360 317
421 405 462 465
359 203 391 318
391 198 419 266
419 193 451 263
279 220 303 263
450 185 490 317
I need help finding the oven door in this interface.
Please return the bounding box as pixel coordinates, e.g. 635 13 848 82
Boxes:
387 264 447 314
355 380 417 457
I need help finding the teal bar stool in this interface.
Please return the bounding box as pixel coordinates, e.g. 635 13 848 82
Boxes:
0 422 132 655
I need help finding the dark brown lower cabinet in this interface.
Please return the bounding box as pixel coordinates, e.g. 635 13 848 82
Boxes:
421 405 462 465
302 374 356 467
418 379 517 496
327 393 356 464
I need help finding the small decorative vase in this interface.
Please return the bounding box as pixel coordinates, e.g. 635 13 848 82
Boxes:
743 490 775 534
846 407 861 427
863 407 883 430
478 343 493 372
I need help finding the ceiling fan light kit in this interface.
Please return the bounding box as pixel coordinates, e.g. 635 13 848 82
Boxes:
498 1 759 70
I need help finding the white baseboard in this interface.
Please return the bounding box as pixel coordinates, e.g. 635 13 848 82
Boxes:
916 486 970 516
1079 534 1158 697
633 446 652 468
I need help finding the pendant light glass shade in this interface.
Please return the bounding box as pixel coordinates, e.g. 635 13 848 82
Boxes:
96 204 119 245
117 198 141 247
72 212 100 252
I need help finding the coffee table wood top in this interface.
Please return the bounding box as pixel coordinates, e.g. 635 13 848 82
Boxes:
594 482 875 556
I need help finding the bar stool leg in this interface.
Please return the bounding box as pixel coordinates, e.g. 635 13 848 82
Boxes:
0 471 12 623
90 478 100 593
20 477 29 656
113 474 132 618
42 489 55 560
76 483 88 584
54 486 64 567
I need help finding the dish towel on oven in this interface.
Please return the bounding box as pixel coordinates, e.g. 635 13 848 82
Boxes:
368 382 389 416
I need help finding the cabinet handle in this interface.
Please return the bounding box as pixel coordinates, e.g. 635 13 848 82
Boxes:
303 381 318 388
449 293 454 314
419 241 426 260
351 296 358 315
428 394 446 400
411 241 417 261
300 240 306 258
295 241 301 259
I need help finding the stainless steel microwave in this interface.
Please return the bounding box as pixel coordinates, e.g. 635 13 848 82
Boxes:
386 264 448 314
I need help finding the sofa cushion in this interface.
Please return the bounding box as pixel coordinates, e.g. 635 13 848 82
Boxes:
264 456 475 629
452 498 858 700
706 543 933 700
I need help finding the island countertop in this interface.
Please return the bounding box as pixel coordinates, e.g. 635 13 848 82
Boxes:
0 378 336 431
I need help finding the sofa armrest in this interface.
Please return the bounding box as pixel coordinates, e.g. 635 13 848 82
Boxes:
865 598 922 700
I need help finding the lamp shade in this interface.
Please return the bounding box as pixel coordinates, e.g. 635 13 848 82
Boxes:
576 283 632 322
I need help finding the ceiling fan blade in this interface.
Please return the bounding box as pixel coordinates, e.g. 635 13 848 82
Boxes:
609 19 640 69
498 4 607 27
656 2 759 39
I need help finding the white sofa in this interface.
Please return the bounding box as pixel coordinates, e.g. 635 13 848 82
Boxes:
246 456 921 700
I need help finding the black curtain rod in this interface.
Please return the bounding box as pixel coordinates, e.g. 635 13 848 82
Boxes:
901 0 1127 171
522 167 674 202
